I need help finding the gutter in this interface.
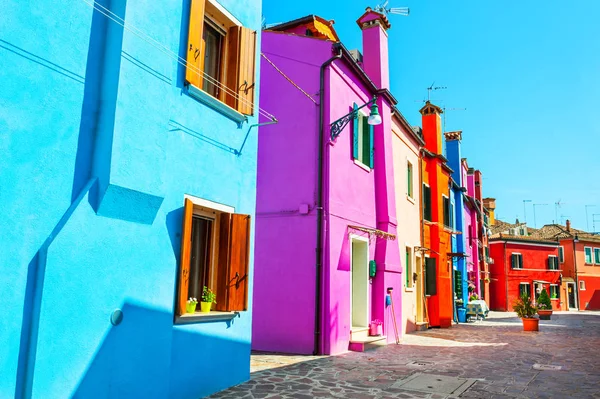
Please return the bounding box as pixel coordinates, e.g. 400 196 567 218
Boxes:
313 44 342 356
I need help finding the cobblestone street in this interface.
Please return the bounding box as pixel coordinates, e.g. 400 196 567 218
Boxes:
209 312 600 399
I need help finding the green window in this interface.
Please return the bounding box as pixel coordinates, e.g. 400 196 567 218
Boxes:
585 247 593 264
548 256 559 270
511 253 523 269
407 162 413 198
519 282 531 298
549 285 559 299
594 248 600 264
558 246 564 263
353 104 373 168
422 184 431 221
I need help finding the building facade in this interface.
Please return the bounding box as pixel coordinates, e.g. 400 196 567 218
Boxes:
1 0 262 397
420 102 454 328
488 235 561 311
392 111 425 333
253 9 403 355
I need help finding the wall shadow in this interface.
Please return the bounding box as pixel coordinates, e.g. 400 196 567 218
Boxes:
176 0 191 89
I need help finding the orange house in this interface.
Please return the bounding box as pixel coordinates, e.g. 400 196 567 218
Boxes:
420 102 454 328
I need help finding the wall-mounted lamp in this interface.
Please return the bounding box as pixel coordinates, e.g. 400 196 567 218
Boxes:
330 96 381 141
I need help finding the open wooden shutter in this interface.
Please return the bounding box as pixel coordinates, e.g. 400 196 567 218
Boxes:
185 0 205 88
215 213 251 311
177 199 194 315
225 26 256 115
226 214 251 310
352 104 359 159
368 123 374 168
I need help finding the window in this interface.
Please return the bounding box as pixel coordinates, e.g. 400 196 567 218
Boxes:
519 227 525 235
595 248 600 264
353 107 373 168
519 282 531 298
407 162 413 198
177 198 251 316
511 253 523 269
547 255 559 270
443 195 451 228
584 247 593 264
549 284 559 300
422 184 432 221
405 247 413 289
580 280 586 291
185 0 256 115
558 246 564 263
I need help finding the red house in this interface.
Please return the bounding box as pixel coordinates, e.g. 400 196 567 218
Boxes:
489 234 561 311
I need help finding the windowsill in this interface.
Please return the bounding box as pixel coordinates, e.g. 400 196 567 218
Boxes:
423 220 435 225
406 195 415 204
353 159 372 172
187 84 247 126
405 287 415 292
175 311 239 324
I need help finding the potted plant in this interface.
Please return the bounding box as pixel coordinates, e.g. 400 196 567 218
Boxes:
200 286 216 313
469 293 479 302
186 297 198 314
513 294 539 331
537 288 553 320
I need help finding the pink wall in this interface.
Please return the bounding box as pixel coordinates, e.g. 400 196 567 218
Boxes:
467 173 481 294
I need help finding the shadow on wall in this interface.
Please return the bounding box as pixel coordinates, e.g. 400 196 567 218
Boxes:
73 302 250 399
586 290 600 310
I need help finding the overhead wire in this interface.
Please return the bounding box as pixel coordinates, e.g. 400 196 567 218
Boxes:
80 0 276 121
260 53 317 104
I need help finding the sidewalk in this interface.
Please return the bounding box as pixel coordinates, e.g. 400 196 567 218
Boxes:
209 311 600 398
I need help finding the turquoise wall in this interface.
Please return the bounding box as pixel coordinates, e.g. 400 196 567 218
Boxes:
0 0 261 397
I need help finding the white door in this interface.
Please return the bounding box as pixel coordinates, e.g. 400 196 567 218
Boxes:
351 237 369 328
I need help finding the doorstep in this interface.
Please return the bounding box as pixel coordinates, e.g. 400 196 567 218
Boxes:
349 335 387 352
416 321 429 331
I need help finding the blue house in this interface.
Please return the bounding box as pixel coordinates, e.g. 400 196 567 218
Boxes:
1 0 266 397
444 131 469 316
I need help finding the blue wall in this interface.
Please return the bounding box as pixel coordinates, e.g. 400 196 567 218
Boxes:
0 0 261 397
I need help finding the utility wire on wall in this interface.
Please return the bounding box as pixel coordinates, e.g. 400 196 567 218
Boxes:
261 53 318 104
80 0 277 121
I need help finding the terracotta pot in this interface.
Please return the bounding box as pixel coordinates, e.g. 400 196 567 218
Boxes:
537 309 553 320
522 317 539 331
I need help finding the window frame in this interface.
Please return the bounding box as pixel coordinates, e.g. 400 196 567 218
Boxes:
548 255 559 271
579 280 586 291
549 284 559 300
519 282 531 298
558 246 564 263
406 161 413 199
594 248 600 265
352 105 374 169
422 183 432 222
511 252 523 269
584 246 593 264
442 194 451 228
175 197 251 322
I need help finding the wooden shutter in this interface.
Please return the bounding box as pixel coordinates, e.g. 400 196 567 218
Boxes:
425 257 437 296
177 199 195 315
225 26 256 115
511 254 517 269
368 122 374 168
352 104 359 160
216 212 251 311
185 0 205 88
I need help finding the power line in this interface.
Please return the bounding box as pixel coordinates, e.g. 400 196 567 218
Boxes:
81 0 276 121
261 53 317 104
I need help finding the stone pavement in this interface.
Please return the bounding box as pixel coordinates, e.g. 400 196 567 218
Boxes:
208 312 600 399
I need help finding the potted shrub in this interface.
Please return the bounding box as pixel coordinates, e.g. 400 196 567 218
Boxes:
513 294 539 331
537 288 553 320
200 286 216 313
469 293 479 302
186 297 198 314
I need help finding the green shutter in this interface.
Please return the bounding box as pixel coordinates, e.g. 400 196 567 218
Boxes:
407 163 412 197
352 103 359 160
368 123 374 168
511 254 517 268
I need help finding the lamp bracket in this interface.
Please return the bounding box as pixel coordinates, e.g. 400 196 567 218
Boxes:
330 96 377 141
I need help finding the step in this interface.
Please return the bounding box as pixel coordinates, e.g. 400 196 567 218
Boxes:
415 322 429 331
350 326 370 341
349 335 387 352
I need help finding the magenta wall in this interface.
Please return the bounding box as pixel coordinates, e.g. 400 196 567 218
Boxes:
252 32 330 354
467 174 481 293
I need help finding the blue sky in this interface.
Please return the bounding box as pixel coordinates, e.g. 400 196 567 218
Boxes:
262 0 600 231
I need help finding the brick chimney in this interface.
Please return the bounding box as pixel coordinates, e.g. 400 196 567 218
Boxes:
566 219 571 232
356 7 391 89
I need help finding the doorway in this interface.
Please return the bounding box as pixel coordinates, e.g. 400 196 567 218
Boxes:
567 282 577 309
350 236 369 328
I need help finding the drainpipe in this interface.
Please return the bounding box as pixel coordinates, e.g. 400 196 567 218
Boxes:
504 240 508 311
313 44 342 355
573 238 579 309
418 148 426 324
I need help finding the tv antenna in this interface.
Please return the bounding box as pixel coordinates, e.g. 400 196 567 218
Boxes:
442 106 466 132
554 200 565 224
427 82 447 101
374 1 410 16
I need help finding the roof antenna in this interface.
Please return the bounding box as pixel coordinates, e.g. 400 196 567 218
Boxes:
427 82 447 101
374 1 410 16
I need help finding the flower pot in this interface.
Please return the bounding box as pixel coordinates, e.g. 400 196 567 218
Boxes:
200 301 212 313
522 317 539 331
537 309 553 320
369 321 383 336
186 302 197 314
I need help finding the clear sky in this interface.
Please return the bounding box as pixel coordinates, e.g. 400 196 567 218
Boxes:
262 0 600 231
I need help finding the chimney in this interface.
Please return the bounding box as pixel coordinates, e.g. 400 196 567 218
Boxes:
420 101 444 155
566 219 571 232
356 7 391 89
483 198 496 225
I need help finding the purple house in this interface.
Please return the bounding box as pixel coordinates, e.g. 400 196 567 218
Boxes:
465 161 482 295
253 9 403 355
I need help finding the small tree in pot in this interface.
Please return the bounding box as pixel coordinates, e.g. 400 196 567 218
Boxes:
513 294 539 331
537 288 553 320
